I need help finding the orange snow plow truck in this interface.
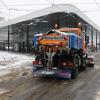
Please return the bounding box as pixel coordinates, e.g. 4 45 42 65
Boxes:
32 27 91 79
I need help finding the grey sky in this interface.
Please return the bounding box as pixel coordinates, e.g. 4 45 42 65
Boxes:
0 0 100 27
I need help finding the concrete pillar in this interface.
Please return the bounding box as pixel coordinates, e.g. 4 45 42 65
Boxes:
96 30 97 52
99 32 100 50
8 25 10 51
91 26 93 47
26 25 29 52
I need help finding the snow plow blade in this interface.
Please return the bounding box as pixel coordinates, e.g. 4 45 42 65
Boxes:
33 68 72 79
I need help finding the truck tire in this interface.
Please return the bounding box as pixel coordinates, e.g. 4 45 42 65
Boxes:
91 64 94 67
71 54 79 79
77 55 81 71
72 67 79 79
89 64 94 67
81 56 86 70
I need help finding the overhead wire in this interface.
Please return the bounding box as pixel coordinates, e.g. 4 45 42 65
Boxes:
44 0 55 13
0 0 9 9
81 9 100 13
0 2 100 7
0 0 11 20
8 8 33 12
8 7 100 13
45 0 100 13
1 0 100 20
0 0 100 13
93 0 100 9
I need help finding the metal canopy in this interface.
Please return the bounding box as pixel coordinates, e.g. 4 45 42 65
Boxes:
0 4 100 31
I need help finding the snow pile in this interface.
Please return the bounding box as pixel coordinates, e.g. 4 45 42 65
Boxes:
0 51 35 76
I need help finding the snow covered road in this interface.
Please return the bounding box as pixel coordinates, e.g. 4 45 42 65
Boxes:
0 51 100 100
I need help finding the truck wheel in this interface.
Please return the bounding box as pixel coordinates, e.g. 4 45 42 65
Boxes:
89 64 94 67
77 55 81 71
81 56 86 70
72 54 79 79
91 64 94 67
72 67 79 79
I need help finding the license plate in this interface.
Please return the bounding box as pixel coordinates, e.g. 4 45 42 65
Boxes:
42 71 54 75
34 64 43 67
